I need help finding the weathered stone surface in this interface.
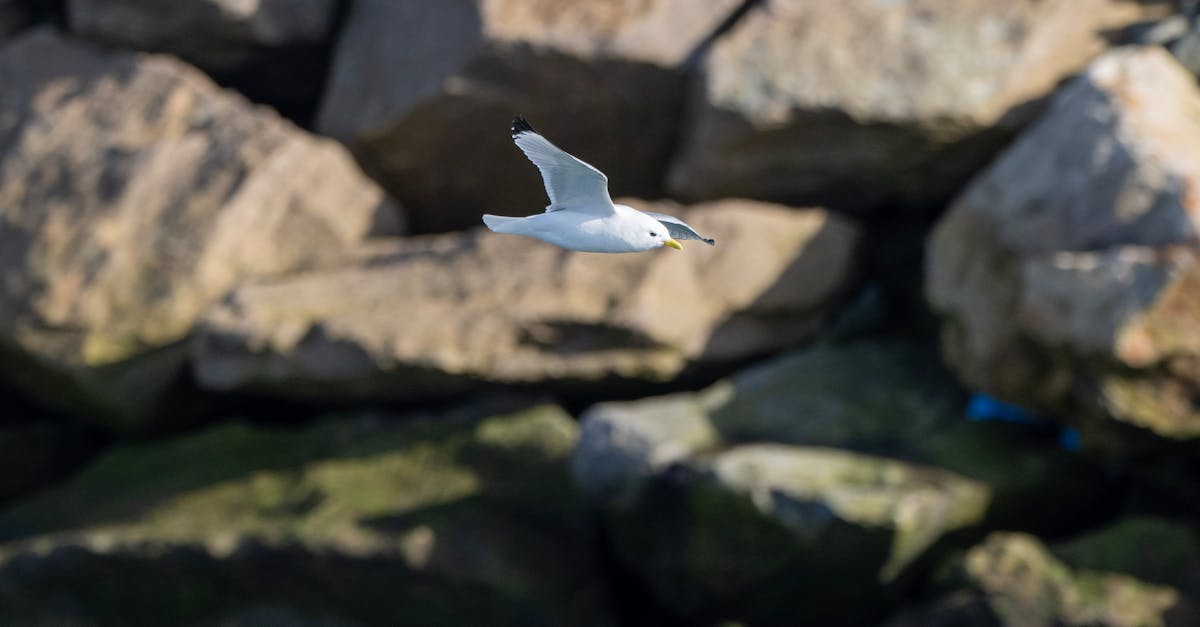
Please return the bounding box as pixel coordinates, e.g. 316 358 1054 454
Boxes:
668 0 1162 213
926 46 1200 443
0 405 612 626
574 339 1118 537
947 532 1194 627
193 200 858 401
574 340 1026 624
1052 517 1200 600
0 30 403 430
67 0 340 122
316 0 745 232
603 443 989 625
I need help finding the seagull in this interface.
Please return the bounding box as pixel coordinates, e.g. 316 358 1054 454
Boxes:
483 115 715 253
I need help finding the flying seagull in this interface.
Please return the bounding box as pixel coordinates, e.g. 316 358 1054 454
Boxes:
483 115 715 253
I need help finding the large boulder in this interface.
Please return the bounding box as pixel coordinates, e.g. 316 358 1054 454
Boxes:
0 405 612 626
889 530 1198 627
667 0 1164 213
66 0 341 122
0 30 402 431
315 0 745 232
926 46 1200 444
572 339 1109 624
574 339 1118 538
596 442 989 625
192 199 859 401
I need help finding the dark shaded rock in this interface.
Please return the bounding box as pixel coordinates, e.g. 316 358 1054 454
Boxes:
0 380 104 506
575 339 1119 538
66 0 341 122
892 531 1199 627
0 405 613 626
571 339 1091 625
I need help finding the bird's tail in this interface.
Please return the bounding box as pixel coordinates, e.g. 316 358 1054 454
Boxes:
482 214 526 234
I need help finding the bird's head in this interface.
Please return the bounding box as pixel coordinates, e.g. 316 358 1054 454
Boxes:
629 212 681 251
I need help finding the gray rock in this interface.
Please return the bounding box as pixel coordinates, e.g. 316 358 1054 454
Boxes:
67 0 340 121
667 0 1165 213
315 0 745 232
192 199 859 401
926 46 1200 444
0 30 402 430
1173 14 1200 75
573 391 722 507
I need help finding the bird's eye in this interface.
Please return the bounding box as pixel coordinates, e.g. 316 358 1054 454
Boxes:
649 232 657 237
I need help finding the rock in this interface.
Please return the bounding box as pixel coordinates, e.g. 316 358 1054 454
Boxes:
1052 517 1200 601
605 443 989 625
192 199 859 401
66 0 341 122
926 46 1200 444
0 405 612 626
1173 15 1200 76
574 340 1036 624
0 30 402 431
667 0 1163 213
575 339 1118 537
315 0 746 232
898 532 1198 627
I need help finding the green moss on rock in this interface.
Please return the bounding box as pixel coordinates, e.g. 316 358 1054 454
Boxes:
0 405 611 627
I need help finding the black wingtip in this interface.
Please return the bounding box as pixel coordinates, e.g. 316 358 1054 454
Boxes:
704 238 716 246
511 114 535 138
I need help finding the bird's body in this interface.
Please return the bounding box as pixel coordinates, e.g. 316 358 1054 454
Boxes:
483 115 715 253
485 203 671 253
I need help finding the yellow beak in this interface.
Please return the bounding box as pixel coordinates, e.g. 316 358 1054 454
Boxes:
663 239 683 250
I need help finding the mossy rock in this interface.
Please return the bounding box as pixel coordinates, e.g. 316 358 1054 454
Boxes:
890 529 1199 627
0 405 613 627
605 444 990 626
579 338 1117 537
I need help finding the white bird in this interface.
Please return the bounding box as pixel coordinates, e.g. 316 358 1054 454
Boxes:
483 115 715 253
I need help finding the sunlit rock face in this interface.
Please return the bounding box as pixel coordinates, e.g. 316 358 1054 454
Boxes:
668 0 1165 214
0 30 402 430
927 46 1200 446
192 199 860 401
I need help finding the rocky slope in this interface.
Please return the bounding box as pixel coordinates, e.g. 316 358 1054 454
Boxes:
0 2 1198 625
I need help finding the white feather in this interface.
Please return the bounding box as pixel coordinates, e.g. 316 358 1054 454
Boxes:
512 121 612 215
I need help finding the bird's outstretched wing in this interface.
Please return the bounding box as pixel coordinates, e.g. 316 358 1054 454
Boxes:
511 115 612 214
641 211 716 245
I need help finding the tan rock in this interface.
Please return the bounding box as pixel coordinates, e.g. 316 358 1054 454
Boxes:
192 199 859 399
0 30 402 429
926 46 1200 441
315 0 745 232
668 0 1163 212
